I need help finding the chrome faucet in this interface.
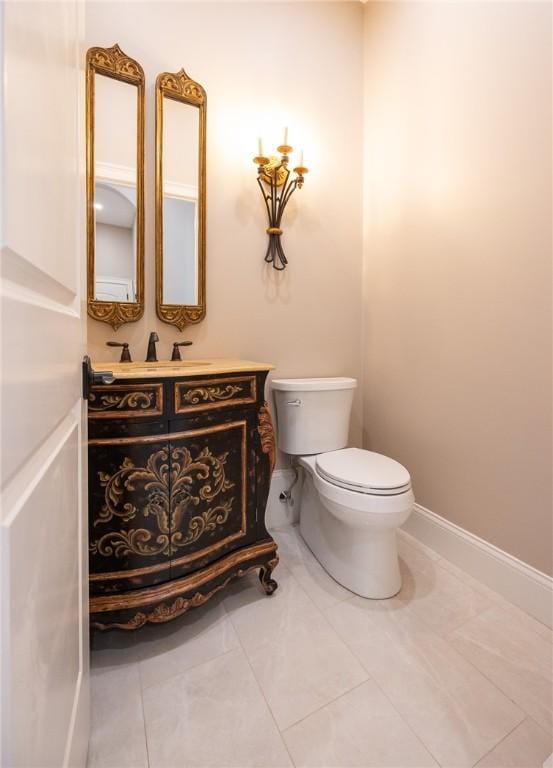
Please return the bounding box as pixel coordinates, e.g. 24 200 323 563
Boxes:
145 332 159 362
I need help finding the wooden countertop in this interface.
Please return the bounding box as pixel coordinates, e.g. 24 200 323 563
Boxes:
91 358 275 380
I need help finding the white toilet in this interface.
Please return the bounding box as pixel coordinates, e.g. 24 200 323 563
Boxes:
272 377 414 599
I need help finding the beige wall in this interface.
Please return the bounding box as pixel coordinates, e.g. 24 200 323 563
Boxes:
86 0 552 574
86 1 365 453
362 1 552 574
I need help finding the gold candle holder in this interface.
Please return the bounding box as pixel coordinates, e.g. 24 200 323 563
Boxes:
253 143 308 271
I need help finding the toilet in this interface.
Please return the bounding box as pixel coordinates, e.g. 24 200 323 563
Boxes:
272 377 414 599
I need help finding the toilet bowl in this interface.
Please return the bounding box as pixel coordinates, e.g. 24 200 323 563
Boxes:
272 377 413 598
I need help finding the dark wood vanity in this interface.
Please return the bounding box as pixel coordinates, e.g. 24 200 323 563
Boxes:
87 360 278 630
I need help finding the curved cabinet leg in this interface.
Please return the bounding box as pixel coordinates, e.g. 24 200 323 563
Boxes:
259 556 279 595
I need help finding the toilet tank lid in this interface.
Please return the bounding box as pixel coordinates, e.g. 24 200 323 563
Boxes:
271 377 357 392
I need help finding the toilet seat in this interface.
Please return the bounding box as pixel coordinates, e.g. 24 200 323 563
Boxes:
315 448 411 496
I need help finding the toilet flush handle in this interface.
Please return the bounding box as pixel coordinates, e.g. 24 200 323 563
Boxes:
286 399 302 406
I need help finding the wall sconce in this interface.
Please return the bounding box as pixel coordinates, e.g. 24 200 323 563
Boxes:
253 128 308 271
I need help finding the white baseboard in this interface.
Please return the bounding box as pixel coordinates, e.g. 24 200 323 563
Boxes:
265 469 300 530
403 503 553 628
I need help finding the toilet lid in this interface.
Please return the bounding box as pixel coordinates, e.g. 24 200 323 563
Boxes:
316 448 411 495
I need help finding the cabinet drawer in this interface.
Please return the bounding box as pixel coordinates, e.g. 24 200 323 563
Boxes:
89 383 164 420
174 376 257 415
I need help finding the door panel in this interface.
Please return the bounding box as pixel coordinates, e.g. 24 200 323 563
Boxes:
6 424 81 766
0 1 88 765
169 419 257 580
88 437 172 594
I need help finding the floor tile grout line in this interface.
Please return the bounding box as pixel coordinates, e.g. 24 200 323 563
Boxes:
276 528 358 609
276 529 441 762
399 527 551 637
222 549 336 660
430 606 540 734
366 675 443 767
134 599 241 693
439 628 545 729
294 520 547 765
442 622 547 730
438 603 497 639
412 542 551 638
319 592 533 767
317 608 444 768
394 543 520 642
226 607 297 768
137 664 152 768
436 562 553 638
398 529 441 558
138 641 238 693
224 539 373 746
468 716 532 768
526 713 553 738
377 573 494 645
411 549 552 644
433 559 507 607
91 525 550 767
278 678 371 735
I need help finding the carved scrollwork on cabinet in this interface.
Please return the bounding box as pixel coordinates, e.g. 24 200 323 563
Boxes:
257 402 276 474
184 384 242 404
88 368 278 628
90 541 278 631
89 383 163 419
174 376 257 414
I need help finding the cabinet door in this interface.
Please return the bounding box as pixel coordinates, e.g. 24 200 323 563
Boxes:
169 416 257 579
89 435 172 594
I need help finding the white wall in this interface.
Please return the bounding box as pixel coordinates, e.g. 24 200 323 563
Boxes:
162 197 197 305
362 1 553 575
86 1 365 460
96 223 134 281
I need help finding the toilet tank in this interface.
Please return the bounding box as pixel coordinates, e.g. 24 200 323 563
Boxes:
271 377 357 455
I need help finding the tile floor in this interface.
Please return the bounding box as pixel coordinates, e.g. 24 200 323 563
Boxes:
88 525 553 768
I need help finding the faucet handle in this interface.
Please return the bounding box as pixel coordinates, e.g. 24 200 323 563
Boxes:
171 341 193 361
106 341 132 362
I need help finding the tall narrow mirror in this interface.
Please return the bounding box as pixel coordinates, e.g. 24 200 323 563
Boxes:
86 44 145 329
156 69 206 330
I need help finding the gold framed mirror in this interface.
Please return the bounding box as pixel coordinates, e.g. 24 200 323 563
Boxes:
86 44 145 329
155 69 206 330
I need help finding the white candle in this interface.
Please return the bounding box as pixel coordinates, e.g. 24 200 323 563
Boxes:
257 137 263 156
300 149 304 166
283 126 288 145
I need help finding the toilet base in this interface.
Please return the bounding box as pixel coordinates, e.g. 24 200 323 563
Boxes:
299 469 409 599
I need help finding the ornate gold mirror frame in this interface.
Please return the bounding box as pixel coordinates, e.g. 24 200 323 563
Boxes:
86 44 145 329
155 69 206 331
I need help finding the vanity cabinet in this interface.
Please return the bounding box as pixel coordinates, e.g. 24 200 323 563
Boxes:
88 363 278 630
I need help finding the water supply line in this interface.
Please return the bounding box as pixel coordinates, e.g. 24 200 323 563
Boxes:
279 456 299 505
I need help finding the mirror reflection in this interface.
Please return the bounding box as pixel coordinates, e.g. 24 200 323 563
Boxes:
94 74 138 302
161 97 200 306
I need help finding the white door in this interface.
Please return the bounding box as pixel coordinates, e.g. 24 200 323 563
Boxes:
0 1 89 766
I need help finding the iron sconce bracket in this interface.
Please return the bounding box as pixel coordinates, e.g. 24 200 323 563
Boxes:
254 146 308 271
